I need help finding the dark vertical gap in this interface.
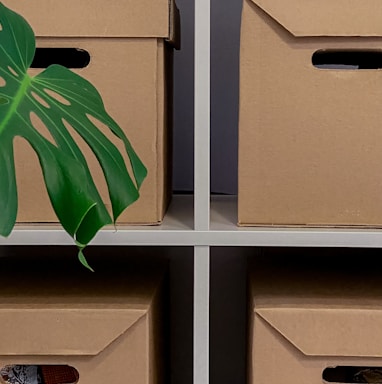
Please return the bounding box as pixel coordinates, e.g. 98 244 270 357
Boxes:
210 247 250 384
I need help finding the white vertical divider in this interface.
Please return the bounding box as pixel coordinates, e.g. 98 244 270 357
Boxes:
194 0 210 230
194 0 210 383
194 245 210 384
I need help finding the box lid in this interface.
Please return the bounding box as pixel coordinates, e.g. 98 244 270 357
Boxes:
0 307 147 356
0 250 166 357
2 0 174 38
250 0 382 37
256 306 382 358
251 251 382 358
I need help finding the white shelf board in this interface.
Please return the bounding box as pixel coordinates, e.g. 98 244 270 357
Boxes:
1 195 195 246
209 195 382 248
4 195 382 248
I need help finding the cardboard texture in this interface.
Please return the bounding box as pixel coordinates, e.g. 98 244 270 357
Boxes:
239 0 382 227
249 251 382 384
0 253 167 384
4 0 178 225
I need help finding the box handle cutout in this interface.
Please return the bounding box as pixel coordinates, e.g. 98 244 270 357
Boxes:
312 50 382 69
31 48 90 69
0 365 79 384
323 366 382 383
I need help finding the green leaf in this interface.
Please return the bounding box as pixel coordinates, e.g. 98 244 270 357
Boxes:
0 4 147 255
78 248 95 273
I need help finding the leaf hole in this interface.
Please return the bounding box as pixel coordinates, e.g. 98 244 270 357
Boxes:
30 112 56 145
31 91 50 109
0 76 6 87
85 113 134 178
0 23 3 31
0 365 79 384
44 88 71 106
7 66 18 77
13 136 49 220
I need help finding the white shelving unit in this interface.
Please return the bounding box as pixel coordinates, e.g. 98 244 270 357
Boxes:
7 194 382 248
4 1 382 384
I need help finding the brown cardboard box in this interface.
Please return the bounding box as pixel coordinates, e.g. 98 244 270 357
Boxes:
4 0 178 225
239 0 382 227
249 251 382 384
0 252 167 384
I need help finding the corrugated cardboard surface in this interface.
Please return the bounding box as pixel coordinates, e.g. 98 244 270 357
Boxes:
249 250 382 384
239 0 382 227
0 251 167 384
3 0 170 38
5 0 176 225
250 0 382 37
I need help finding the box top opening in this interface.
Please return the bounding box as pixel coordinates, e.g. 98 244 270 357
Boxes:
0 250 167 307
250 0 382 37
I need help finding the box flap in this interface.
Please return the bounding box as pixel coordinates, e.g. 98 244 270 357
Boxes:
2 0 172 38
0 308 147 356
250 0 382 37
257 307 382 357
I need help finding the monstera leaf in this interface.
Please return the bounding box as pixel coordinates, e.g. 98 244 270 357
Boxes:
0 3 147 268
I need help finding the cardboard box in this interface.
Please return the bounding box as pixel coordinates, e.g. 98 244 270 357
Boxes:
239 0 382 227
249 251 382 384
0 252 168 384
4 0 179 225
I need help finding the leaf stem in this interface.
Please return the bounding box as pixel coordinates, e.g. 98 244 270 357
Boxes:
0 74 31 135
